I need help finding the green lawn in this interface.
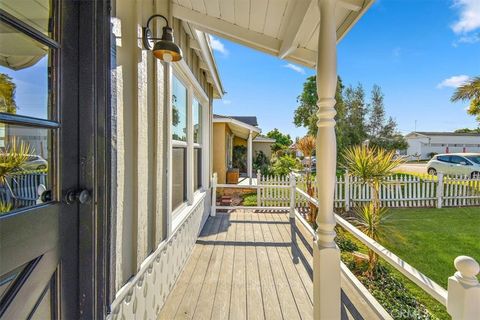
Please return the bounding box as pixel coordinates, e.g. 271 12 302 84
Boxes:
381 207 480 289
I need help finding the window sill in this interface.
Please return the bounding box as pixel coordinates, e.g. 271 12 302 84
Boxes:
171 190 207 234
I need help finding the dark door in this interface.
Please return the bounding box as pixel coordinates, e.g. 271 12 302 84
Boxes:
0 1 86 318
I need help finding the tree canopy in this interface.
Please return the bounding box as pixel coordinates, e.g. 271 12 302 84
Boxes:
451 76 480 125
293 76 407 155
266 128 293 152
0 73 17 114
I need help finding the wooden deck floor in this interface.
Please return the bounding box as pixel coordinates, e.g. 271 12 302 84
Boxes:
159 210 379 320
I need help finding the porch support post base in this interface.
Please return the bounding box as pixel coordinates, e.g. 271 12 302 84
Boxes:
313 241 341 319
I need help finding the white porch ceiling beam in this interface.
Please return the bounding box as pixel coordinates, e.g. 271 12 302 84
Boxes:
172 3 281 56
278 0 313 59
338 0 363 12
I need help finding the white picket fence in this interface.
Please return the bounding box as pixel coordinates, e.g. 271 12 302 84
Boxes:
0 171 47 208
260 172 480 209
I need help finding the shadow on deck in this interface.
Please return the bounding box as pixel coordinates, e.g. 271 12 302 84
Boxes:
159 210 381 320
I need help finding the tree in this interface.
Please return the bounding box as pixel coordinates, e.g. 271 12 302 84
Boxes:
0 73 18 114
455 127 480 133
296 135 317 222
342 145 405 277
293 76 353 157
266 129 292 153
451 76 480 124
344 84 368 147
365 85 407 151
271 154 301 176
366 85 385 137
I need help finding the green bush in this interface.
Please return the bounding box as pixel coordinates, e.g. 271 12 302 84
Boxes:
271 154 301 176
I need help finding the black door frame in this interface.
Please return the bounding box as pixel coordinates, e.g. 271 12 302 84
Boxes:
74 0 112 318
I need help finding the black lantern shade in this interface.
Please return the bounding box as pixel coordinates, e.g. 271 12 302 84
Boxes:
142 15 183 62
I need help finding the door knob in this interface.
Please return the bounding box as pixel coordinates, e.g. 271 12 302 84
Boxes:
65 189 91 204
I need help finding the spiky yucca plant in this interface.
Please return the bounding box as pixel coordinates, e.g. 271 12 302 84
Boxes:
343 145 404 214
0 137 33 184
342 145 404 277
351 204 391 277
296 135 317 222
0 200 13 214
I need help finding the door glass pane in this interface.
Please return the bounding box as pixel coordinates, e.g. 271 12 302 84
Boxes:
0 0 53 36
0 124 52 214
193 99 201 143
172 75 187 142
0 22 52 119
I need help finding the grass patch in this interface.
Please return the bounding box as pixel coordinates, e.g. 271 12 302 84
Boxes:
381 207 480 289
242 192 257 206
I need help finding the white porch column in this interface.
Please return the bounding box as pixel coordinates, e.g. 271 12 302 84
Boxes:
247 130 253 185
314 0 341 319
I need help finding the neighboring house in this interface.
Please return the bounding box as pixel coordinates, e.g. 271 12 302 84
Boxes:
405 131 480 160
212 114 261 184
253 135 276 160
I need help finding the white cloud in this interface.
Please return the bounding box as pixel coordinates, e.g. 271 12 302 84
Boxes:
451 0 480 34
209 35 228 56
222 99 231 105
437 75 471 88
284 63 305 74
458 33 480 43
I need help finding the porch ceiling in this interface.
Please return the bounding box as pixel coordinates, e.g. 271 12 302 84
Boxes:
171 0 375 68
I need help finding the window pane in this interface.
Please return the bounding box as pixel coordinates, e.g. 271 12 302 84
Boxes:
0 0 53 36
172 147 186 210
194 148 201 190
0 124 52 214
172 75 187 142
193 99 201 144
0 22 52 119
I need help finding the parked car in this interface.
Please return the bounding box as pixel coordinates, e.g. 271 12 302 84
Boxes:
426 153 480 178
20 155 48 171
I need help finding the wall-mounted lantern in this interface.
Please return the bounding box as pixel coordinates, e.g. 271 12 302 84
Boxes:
142 14 183 62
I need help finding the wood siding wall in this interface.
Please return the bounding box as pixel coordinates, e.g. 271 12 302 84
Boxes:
112 0 215 298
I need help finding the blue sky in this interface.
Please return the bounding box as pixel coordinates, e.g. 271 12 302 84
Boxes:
212 0 480 139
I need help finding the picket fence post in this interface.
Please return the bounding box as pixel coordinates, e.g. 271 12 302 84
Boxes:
211 173 217 216
437 172 444 209
447 256 480 320
289 173 296 218
257 170 261 207
344 171 350 211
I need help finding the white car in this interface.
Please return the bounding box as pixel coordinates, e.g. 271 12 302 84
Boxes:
21 155 48 171
426 153 480 178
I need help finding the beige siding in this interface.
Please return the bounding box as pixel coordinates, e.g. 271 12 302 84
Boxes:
112 0 215 295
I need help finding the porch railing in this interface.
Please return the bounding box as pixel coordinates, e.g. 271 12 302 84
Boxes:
210 172 480 320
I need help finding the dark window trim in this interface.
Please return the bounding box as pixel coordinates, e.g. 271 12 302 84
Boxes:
0 9 60 49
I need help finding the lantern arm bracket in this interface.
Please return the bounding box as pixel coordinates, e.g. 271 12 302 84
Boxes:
142 14 170 50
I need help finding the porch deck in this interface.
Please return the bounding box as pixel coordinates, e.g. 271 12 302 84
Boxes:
159 210 380 320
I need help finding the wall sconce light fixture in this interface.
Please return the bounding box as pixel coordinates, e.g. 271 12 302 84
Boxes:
142 14 183 62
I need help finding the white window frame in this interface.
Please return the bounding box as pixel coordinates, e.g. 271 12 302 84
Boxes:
170 61 209 224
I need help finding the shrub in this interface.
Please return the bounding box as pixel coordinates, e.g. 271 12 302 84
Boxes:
271 154 301 176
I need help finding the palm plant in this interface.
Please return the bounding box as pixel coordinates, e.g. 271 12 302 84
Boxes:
350 204 391 277
343 145 404 214
296 135 316 222
342 145 404 277
0 138 34 207
451 76 480 123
